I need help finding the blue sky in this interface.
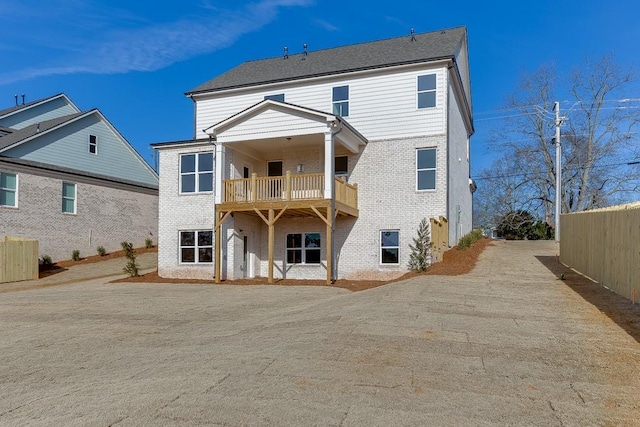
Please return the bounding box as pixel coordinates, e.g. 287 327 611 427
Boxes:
1 0 639 175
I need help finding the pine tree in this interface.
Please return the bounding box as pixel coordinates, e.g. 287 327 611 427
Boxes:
408 218 432 272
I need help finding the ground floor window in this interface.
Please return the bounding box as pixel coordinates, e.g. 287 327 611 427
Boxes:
380 230 399 264
180 230 213 263
0 172 17 207
62 182 76 214
286 232 321 264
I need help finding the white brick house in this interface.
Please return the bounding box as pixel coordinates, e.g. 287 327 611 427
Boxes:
153 27 474 283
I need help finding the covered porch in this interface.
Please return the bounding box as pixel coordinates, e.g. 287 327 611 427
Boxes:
205 99 367 284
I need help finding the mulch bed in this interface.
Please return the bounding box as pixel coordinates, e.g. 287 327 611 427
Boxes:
112 238 495 292
39 246 158 279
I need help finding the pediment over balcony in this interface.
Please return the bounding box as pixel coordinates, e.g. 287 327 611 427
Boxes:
204 99 367 154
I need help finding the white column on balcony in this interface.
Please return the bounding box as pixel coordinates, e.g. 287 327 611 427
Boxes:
324 130 334 199
214 142 225 204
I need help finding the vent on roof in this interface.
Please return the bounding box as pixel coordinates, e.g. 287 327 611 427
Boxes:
14 94 18 107
283 46 289 59
21 94 25 105
410 28 416 42
303 43 308 56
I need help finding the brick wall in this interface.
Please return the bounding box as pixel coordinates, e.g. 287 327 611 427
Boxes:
0 169 157 262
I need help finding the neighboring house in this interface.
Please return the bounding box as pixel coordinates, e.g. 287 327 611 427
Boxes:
153 27 474 283
0 94 159 262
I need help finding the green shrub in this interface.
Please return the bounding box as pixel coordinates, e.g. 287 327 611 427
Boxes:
40 255 53 270
408 218 432 272
71 250 81 261
457 229 484 250
121 241 139 277
97 246 106 256
145 238 153 249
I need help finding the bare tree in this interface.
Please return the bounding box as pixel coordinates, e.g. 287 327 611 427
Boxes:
476 56 640 230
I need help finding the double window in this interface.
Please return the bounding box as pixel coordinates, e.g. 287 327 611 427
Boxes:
62 182 76 214
380 230 399 264
88 135 97 155
179 230 213 263
180 152 213 193
332 85 349 117
416 148 436 191
0 172 17 207
286 233 321 264
417 74 436 109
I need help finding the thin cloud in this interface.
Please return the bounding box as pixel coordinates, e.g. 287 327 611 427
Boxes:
0 0 315 85
314 19 339 32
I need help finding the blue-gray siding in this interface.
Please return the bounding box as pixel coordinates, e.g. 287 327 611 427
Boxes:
0 97 79 130
3 114 158 187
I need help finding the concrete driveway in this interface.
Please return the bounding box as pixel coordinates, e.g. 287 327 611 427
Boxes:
1 241 638 426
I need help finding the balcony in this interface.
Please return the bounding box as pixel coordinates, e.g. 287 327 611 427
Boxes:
218 172 358 218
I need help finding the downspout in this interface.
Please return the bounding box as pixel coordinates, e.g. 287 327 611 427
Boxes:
446 64 452 247
330 119 344 282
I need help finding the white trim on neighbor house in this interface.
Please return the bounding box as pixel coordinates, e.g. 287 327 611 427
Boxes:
0 171 18 208
61 181 76 214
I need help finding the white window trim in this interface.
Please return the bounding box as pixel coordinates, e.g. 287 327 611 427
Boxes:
62 182 77 214
332 85 349 117
416 148 437 192
88 134 98 155
416 74 437 109
286 232 322 265
380 230 400 265
179 230 213 264
179 152 214 195
0 172 18 208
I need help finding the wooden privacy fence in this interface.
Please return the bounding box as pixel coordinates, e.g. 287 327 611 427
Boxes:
430 216 449 263
0 236 39 283
560 202 640 303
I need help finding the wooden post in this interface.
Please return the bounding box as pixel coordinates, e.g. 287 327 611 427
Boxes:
268 208 274 284
214 211 222 283
326 206 333 285
285 170 292 201
251 173 257 202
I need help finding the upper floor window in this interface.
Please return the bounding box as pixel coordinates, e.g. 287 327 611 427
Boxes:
180 153 213 194
179 230 213 263
62 182 76 214
416 148 436 191
286 233 321 264
0 172 17 207
380 230 399 264
264 94 285 102
88 135 97 155
332 86 349 117
417 74 436 109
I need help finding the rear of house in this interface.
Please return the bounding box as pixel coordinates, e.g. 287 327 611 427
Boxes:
154 27 474 282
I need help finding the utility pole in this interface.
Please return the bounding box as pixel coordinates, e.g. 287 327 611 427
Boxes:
554 102 563 243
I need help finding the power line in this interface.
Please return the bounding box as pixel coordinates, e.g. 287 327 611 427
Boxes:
473 159 640 181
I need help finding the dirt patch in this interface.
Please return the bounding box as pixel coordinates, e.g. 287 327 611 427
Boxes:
40 246 158 279
112 238 494 292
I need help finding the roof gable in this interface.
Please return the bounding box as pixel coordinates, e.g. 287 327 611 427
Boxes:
0 94 80 125
188 27 466 95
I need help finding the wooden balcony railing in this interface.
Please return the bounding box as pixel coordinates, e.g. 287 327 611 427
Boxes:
222 172 358 211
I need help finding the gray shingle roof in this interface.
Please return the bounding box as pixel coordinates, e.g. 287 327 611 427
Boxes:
0 112 85 151
0 93 65 119
187 27 467 95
